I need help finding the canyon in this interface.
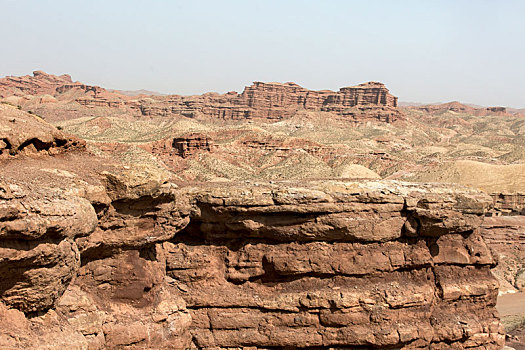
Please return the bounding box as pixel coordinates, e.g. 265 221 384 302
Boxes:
0 71 402 123
1 71 525 348
0 112 505 348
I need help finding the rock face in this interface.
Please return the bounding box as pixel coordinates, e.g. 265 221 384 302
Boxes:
0 104 84 158
483 193 525 294
0 70 104 98
0 71 403 123
0 164 193 349
234 81 400 122
169 181 503 349
111 81 401 122
0 172 505 349
0 178 97 314
0 107 505 349
491 192 525 215
172 133 212 158
482 216 525 294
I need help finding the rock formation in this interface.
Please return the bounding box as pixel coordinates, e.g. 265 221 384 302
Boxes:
0 70 105 98
410 101 513 117
483 194 525 295
482 216 525 294
172 133 212 158
0 78 511 349
491 192 525 215
0 104 84 159
0 71 403 123
172 181 503 349
0 106 505 348
0 163 505 349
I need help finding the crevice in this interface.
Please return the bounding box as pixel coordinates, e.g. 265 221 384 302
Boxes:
138 244 157 261
0 138 12 155
80 246 122 266
17 138 53 152
224 264 435 286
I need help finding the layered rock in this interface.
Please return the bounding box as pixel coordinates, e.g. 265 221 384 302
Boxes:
491 192 525 215
0 104 84 158
0 169 506 349
0 71 403 123
172 133 212 158
127 81 402 122
0 105 508 348
0 159 193 349
0 71 74 97
484 192 525 295
0 177 97 314
482 216 525 294
166 180 504 349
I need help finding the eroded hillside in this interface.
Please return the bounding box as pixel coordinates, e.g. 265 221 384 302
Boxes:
0 89 509 349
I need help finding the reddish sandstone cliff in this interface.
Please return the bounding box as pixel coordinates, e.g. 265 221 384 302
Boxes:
0 71 403 123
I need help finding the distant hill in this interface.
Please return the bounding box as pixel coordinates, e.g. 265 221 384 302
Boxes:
109 89 167 96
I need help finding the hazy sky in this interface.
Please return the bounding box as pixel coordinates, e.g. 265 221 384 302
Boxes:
1 0 524 107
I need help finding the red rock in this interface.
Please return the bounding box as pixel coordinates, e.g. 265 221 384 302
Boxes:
172 133 212 158
0 104 85 159
0 106 506 349
0 71 404 123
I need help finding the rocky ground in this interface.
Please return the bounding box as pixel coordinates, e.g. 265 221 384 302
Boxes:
1 71 524 348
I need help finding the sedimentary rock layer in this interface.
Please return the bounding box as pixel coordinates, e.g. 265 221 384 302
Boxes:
168 181 503 349
491 192 525 215
0 169 505 349
1 71 403 123
0 110 505 349
0 104 84 158
482 215 525 294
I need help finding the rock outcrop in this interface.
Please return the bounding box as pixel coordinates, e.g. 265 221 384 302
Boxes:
169 181 503 349
483 193 525 294
491 192 525 215
0 163 193 349
0 71 73 97
0 70 105 98
107 81 402 122
482 216 525 294
0 104 84 158
0 170 505 349
0 71 403 123
172 133 212 158
0 100 506 349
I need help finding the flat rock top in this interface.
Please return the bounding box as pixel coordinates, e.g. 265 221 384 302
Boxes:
186 179 492 210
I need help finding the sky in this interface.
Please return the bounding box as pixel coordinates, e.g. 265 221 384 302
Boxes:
1 0 524 108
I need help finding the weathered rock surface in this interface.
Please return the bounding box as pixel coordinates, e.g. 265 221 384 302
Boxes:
0 71 74 97
0 162 192 349
0 176 97 313
0 168 505 349
409 101 515 117
172 133 212 158
0 106 506 349
0 104 84 158
483 216 525 294
167 180 503 349
1 71 403 123
491 192 525 215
